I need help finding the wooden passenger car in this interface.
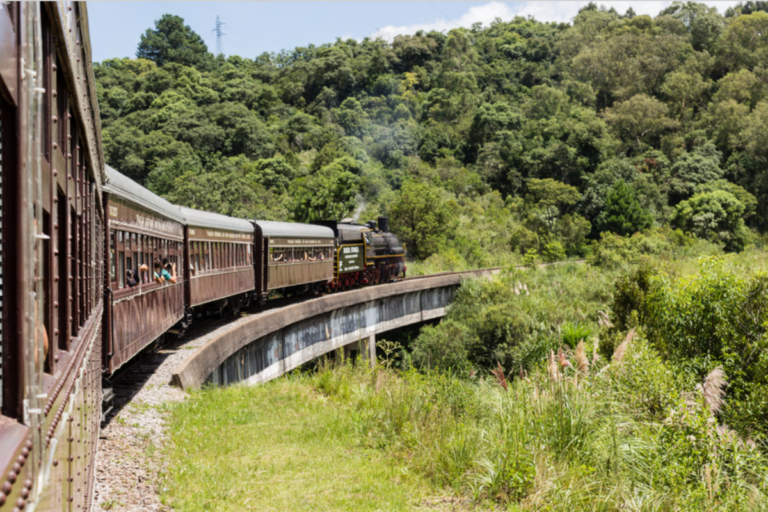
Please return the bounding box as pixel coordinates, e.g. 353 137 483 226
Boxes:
180 207 255 313
254 221 335 299
102 166 186 373
0 3 106 511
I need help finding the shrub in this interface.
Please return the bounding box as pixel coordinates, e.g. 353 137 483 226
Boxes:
597 179 654 236
412 320 473 371
509 225 539 254
561 321 592 348
610 263 656 331
645 257 768 440
541 240 566 262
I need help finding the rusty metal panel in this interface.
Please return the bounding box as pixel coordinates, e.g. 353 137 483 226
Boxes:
267 261 333 290
108 283 184 373
190 268 254 307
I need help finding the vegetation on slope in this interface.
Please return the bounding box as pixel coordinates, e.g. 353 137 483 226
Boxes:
96 2 768 266
165 248 768 510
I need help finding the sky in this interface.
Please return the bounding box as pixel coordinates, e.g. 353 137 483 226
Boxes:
87 1 743 63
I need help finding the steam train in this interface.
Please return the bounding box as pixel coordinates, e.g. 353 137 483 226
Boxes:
0 3 404 511
103 164 406 373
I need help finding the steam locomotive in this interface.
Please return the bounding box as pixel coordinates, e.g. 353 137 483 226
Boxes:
0 3 405 511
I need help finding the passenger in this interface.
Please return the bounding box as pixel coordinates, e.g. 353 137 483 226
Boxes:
162 258 178 284
153 261 165 284
127 263 149 287
306 250 316 261
318 250 325 261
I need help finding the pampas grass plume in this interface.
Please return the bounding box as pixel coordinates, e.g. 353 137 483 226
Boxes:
612 328 635 363
575 340 589 376
702 366 727 415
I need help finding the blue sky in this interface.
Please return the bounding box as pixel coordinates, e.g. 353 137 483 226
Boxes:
87 1 742 63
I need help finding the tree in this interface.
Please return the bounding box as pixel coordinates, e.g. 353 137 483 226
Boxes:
669 145 725 200
597 180 654 235
741 101 768 162
525 178 581 213
696 179 757 220
137 14 213 69
289 165 359 223
603 94 678 153
717 11 768 71
672 190 749 250
336 97 369 138
389 181 454 260
660 1 724 52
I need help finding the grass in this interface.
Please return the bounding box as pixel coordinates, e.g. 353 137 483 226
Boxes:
162 378 440 511
163 246 768 511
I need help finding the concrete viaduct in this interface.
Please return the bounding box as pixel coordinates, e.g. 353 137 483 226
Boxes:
171 269 501 389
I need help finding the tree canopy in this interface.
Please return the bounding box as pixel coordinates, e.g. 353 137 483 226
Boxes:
95 3 768 260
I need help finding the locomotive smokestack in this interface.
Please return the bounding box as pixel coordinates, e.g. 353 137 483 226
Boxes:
377 216 389 233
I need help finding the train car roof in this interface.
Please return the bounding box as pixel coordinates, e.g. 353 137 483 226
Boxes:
179 206 254 233
103 166 186 224
255 220 335 239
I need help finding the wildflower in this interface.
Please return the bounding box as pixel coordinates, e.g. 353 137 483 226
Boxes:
490 361 508 391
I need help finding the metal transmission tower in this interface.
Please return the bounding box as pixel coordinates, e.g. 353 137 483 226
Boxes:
212 15 226 56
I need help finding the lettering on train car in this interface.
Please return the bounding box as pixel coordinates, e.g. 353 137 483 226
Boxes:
339 245 365 272
109 198 184 240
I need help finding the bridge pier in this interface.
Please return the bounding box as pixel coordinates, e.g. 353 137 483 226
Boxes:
342 334 376 369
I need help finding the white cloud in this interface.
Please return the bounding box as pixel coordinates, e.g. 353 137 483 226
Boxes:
371 1 742 41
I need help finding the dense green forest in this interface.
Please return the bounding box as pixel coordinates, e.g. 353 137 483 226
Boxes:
95 1 768 263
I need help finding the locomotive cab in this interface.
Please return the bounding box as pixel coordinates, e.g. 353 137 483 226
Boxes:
312 217 406 290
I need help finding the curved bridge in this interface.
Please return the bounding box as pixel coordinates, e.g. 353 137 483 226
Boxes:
171 269 500 389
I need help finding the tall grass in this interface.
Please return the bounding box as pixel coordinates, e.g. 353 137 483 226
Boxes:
305 345 768 510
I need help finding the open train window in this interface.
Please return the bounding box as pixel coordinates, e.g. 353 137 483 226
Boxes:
118 250 125 289
109 234 116 285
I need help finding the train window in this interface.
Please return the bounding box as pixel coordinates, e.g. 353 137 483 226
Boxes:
205 242 210 271
110 234 116 284
118 230 123 243
118 251 125 289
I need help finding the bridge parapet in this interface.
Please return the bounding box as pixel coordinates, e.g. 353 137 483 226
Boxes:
171 268 500 389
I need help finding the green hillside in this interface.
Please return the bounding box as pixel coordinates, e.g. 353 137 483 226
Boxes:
95 1 768 264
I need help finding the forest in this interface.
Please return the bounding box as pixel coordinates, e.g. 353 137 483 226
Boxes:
95 1 768 266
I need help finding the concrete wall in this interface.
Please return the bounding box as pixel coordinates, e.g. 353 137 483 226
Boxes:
171 269 500 389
